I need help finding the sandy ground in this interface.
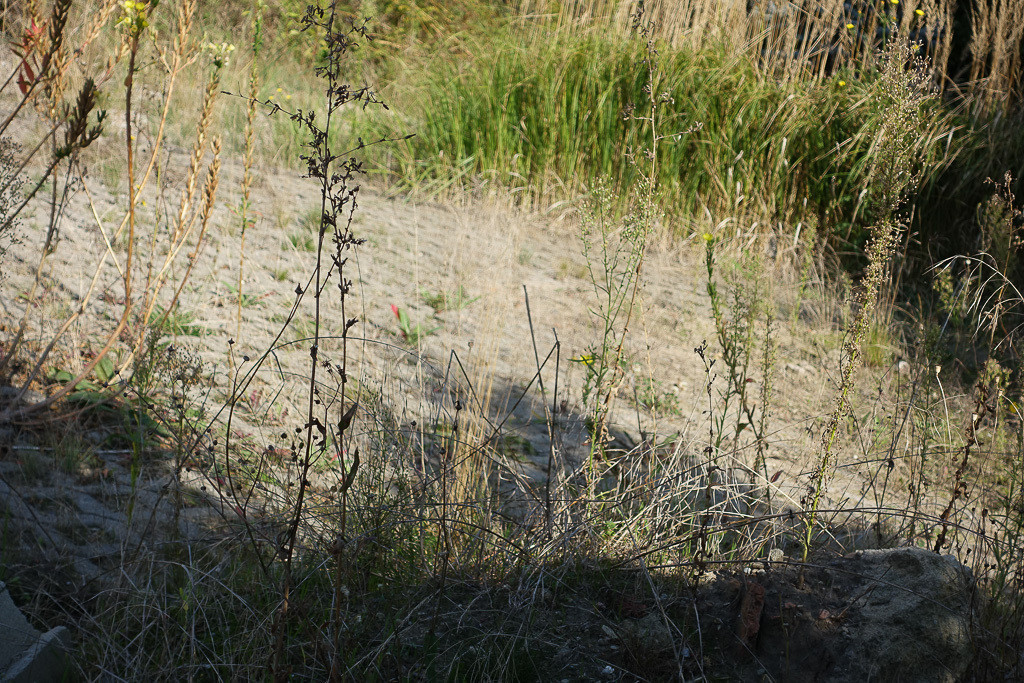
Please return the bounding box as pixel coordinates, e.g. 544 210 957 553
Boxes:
0 132 941 533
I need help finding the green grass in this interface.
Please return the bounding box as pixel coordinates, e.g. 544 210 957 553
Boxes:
167 0 1024 264
420 285 478 312
76 0 1024 262
285 231 317 252
367 30 965 251
151 304 209 338
224 283 266 308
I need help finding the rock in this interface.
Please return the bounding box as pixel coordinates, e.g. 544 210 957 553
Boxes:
700 546 978 682
0 581 72 682
0 386 45 407
827 547 976 682
784 361 816 376
71 491 127 536
618 612 675 655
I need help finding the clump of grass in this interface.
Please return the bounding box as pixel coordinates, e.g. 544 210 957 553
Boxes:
391 303 440 345
420 284 478 312
373 27 959 249
862 319 896 367
150 304 208 338
285 230 316 252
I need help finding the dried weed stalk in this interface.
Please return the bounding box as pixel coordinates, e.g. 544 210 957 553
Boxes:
802 34 931 562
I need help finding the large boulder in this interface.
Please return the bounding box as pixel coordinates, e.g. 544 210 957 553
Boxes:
699 546 978 681
827 547 976 682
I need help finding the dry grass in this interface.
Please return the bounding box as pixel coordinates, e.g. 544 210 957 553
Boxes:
4 0 1024 680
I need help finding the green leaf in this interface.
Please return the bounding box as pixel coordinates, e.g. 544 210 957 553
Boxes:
95 356 116 383
68 389 106 404
47 368 74 384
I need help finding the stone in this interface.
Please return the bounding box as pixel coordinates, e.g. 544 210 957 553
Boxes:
827 547 976 682
0 581 72 682
619 612 675 655
0 386 45 407
700 546 979 682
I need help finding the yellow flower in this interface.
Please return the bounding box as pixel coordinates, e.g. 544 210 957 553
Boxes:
846 22 855 29
276 87 282 93
890 0 898 4
285 94 292 100
915 8 924 15
702 232 714 243
838 80 847 87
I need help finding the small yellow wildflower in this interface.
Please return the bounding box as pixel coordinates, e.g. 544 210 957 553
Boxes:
838 80 847 87
702 232 714 243
846 22 855 29
116 0 150 35
915 8 924 15
276 87 282 93
890 0 898 4
285 94 292 100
